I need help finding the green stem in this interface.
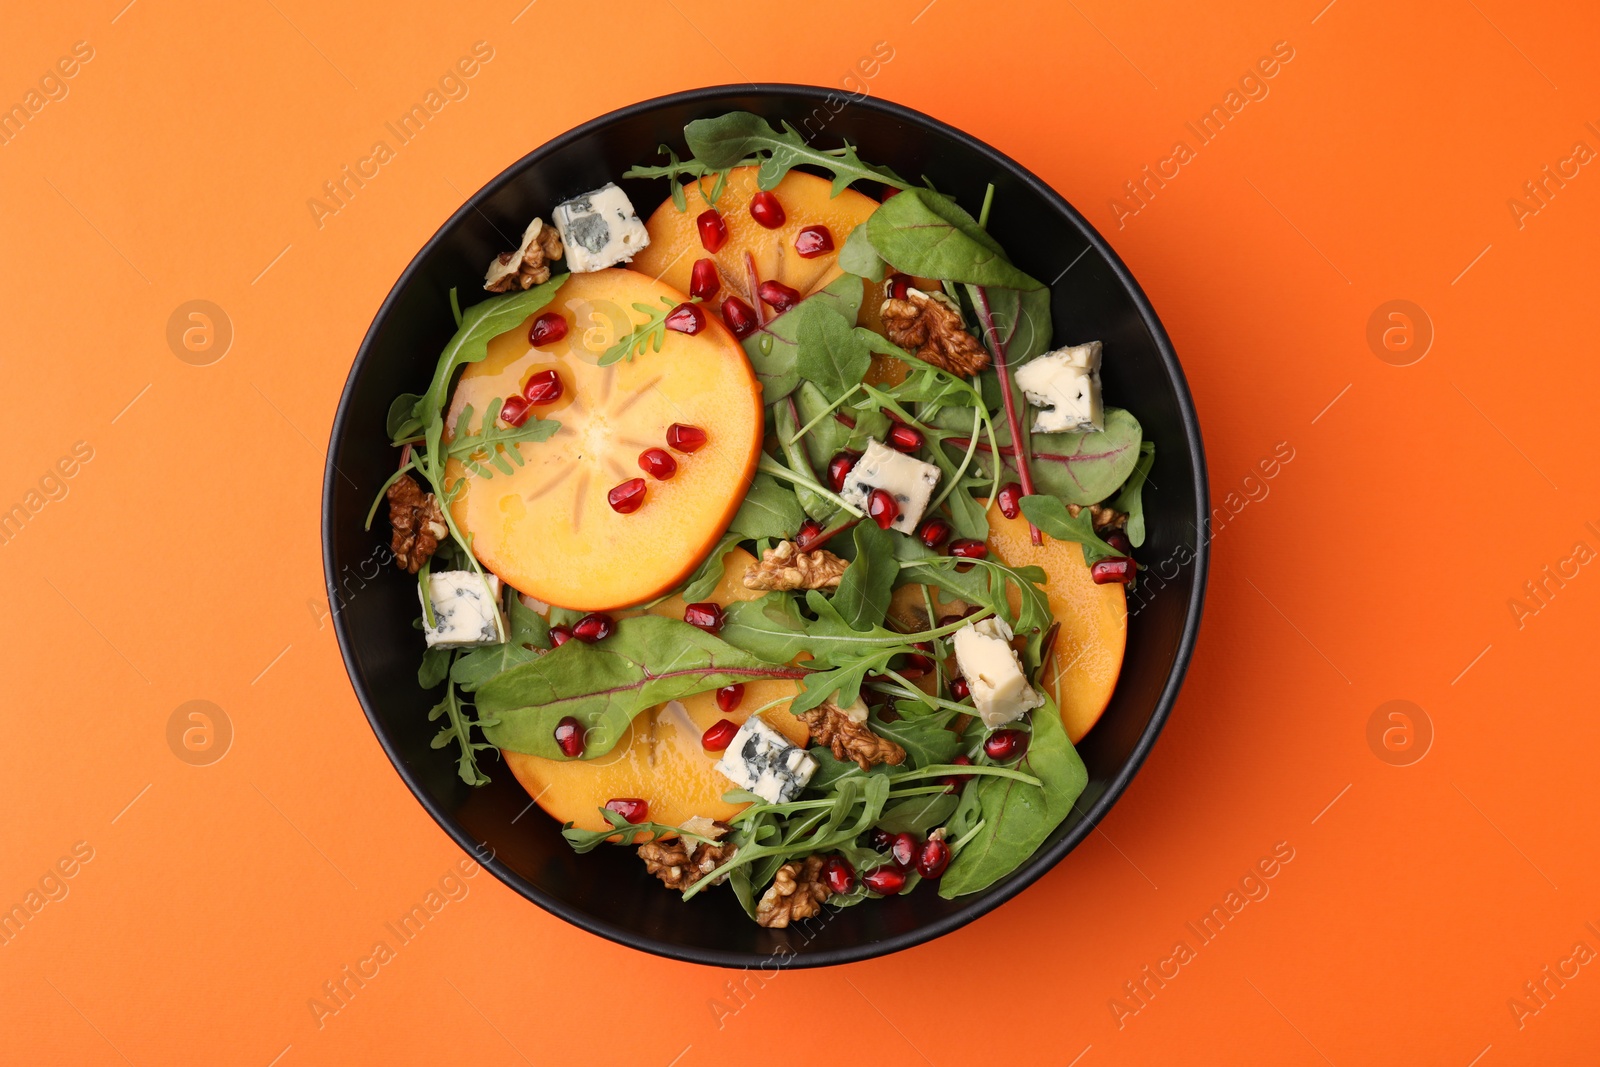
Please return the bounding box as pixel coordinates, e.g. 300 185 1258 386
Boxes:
757 453 863 517
787 384 861 445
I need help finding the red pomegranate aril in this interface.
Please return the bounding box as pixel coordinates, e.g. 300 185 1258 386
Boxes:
949 676 970 701
897 652 934 678
666 423 708 453
549 625 574 648
701 718 740 751
918 518 952 549
684 601 725 634
943 753 975 793
886 272 913 300
715 683 745 713
794 225 834 258
863 865 908 895
553 716 583 757
916 837 952 879
868 488 899 530
887 424 924 452
604 797 648 824
1091 557 1137 585
573 613 615 643
821 855 856 894
881 186 901 201
664 302 706 336
749 189 786 228
500 395 531 427
758 280 801 312
866 827 896 852
996 482 1024 519
696 208 728 252
690 257 721 301
984 729 1030 762
638 447 677 480
608 478 647 514
1104 530 1134 556
949 539 988 561
890 832 919 869
528 311 568 347
795 518 827 553
523 369 563 405
721 296 759 340
827 451 860 492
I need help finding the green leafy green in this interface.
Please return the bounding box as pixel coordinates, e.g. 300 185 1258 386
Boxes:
729 473 806 540
562 809 723 852
871 708 961 768
598 296 684 367
968 283 1053 365
427 665 496 787
1112 441 1156 548
837 222 888 281
682 112 911 196
418 646 451 689
450 598 550 692
445 402 561 478
679 532 743 603
1018 494 1124 566
742 275 862 401
960 407 1143 505
622 143 733 211
875 791 958 835
866 188 1042 291
831 522 897 631
794 298 873 396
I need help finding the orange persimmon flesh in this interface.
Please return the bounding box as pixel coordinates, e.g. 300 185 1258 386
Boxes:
502 547 808 833
445 269 763 611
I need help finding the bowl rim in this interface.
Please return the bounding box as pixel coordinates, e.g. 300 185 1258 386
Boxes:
322 82 1209 969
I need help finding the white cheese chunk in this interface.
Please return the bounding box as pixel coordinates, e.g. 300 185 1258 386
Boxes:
551 183 649 272
714 717 817 804
839 438 942 534
1015 341 1104 434
419 571 507 649
952 616 1044 728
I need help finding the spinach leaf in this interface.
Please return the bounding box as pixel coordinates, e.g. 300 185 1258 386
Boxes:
451 597 555 692
477 616 806 759
794 298 873 396
968 283 1053 365
831 521 897 631
939 699 1086 897
1112 441 1156 548
875 792 958 835
1018 495 1124 566
773 400 836 522
871 708 961 768
964 407 1143 505
388 392 425 441
743 275 863 400
683 112 911 195
730 473 806 540
719 591 909 669
837 222 888 281
866 188 1042 292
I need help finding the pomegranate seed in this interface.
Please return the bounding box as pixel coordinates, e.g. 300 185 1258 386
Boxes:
868 488 899 530
573 613 615 643
821 856 856 894
795 518 827 553
886 272 913 300
758 280 801 312
826 451 859 492
949 677 970 700
666 423 708 453
866 828 896 851
949 539 988 561
1091 557 1136 585
696 209 728 252
881 187 901 201
523 369 563 405
996 482 1024 519
984 729 1030 762
638 447 677 480
890 832 919 869
500 395 531 427
664 302 706 335
794 225 834 258
690 258 721 301
887 424 924 452
916 837 952 878
863 865 908 895
943 753 975 793
918 519 952 549
608 478 647 514
720 297 757 341
549 625 573 647
604 797 648 824
701 718 739 751
1104 530 1134 556
898 652 934 678
684 601 725 634
528 312 568 347
749 190 786 228
715 683 745 712
553 716 583 757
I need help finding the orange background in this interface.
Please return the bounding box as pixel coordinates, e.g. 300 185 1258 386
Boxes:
4 0 1597 1063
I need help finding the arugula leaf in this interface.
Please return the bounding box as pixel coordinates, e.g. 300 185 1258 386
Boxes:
562 809 722 852
939 698 1086 897
831 522 897 631
622 144 733 211
730 473 806 540
476 616 807 759
743 275 863 401
418 646 451 688
794 298 872 396
446 402 561 478
598 296 681 367
893 540 1052 639
679 532 743 603
871 708 961 768
866 188 1042 291
427 669 496 787
773 399 836 522
837 222 888 281
1018 494 1124 566
794 381 889 470
720 591 910 669
682 112 912 196
388 392 425 441
1112 441 1156 548
957 407 1143 506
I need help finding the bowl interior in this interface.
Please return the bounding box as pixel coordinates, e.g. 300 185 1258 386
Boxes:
323 85 1206 967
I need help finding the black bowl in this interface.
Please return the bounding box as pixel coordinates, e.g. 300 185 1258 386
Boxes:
323 84 1208 968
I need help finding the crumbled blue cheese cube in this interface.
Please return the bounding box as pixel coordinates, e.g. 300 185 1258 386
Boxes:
714 717 817 804
1015 341 1103 434
952 616 1044 728
419 571 507 649
839 438 942 535
551 183 649 272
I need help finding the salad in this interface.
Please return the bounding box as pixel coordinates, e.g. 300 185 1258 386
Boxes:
371 112 1154 927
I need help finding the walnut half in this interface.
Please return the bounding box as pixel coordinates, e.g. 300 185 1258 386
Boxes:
743 540 848 591
638 821 736 892
798 699 907 771
880 288 991 378
386 476 448 573
756 855 831 928
484 218 564 292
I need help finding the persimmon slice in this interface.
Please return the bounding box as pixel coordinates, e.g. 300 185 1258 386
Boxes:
445 269 762 611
